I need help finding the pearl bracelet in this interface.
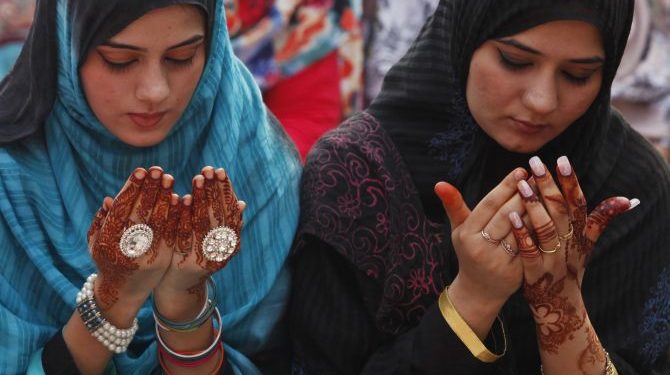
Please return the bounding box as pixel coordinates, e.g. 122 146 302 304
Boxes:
76 273 138 354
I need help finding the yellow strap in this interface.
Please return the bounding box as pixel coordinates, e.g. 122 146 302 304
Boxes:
438 288 506 363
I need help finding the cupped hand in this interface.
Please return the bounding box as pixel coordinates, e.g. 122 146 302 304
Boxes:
153 167 244 318
87 167 180 311
510 156 636 353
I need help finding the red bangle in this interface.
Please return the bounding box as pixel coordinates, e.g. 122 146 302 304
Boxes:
158 340 224 369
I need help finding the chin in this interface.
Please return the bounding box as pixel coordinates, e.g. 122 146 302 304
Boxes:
496 138 543 154
117 133 167 148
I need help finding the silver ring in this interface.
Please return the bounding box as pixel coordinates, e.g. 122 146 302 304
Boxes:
119 224 154 258
202 226 238 262
500 240 518 257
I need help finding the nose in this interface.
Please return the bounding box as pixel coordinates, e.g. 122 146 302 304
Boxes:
135 63 170 105
521 72 558 116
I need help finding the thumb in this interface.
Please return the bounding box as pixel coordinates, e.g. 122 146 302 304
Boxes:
585 197 638 243
434 182 471 230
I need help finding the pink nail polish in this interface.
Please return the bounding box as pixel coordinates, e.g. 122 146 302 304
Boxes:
518 180 534 198
529 156 545 177
557 156 572 176
628 198 640 211
509 212 524 229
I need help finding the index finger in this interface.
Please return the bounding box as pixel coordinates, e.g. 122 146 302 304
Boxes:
468 168 528 229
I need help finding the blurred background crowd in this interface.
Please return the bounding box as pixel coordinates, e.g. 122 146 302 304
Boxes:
1 0 668 162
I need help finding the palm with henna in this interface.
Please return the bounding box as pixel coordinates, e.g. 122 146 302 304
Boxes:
153 166 245 323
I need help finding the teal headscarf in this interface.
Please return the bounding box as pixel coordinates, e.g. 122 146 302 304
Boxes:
0 0 301 373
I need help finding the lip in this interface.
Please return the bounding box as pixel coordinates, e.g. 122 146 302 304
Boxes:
128 111 167 128
511 117 548 134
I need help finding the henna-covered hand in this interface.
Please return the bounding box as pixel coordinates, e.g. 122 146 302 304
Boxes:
509 156 637 374
153 166 244 320
87 167 179 311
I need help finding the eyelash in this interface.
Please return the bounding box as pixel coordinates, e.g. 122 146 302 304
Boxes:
497 50 592 86
101 55 196 73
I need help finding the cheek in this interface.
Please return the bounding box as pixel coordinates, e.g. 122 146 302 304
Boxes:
467 58 515 120
80 63 124 114
174 59 205 106
560 80 602 123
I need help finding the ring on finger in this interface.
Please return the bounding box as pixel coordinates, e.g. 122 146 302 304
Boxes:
538 241 561 254
558 222 574 241
500 239 518 257
119 223 154 258
481 230 500 245
202 226 238 262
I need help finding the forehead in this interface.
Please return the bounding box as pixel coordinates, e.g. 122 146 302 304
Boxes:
109 5 206 43
504 20 604 56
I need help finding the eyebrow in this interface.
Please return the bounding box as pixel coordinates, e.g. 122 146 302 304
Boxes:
496 38 605 64
100 35 205 52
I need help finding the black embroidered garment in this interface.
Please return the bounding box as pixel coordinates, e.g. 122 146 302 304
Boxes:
289 0 670 374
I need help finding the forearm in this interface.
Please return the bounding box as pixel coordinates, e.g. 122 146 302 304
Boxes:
537 299 612 375
62 294 141 375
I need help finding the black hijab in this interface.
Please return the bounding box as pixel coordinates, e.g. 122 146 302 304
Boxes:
368 0 634 218
0 0 214 144
368 0 670 370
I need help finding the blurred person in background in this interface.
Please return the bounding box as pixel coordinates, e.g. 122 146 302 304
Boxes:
612 0 670 162
362 0 438 104
226 0 364 160
0 0 34 77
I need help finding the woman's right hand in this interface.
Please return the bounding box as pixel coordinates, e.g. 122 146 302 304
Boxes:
86 167 180 321
434 168 529 338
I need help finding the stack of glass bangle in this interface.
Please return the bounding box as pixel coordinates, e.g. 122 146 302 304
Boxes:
153 277 217 332
156 306 223 366
76 273 139 353
153 276 222 366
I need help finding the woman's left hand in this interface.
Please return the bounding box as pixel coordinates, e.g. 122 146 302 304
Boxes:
153 166 244 320
509 156 636 354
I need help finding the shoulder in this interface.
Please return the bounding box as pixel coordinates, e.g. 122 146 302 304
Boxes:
303 112 405 178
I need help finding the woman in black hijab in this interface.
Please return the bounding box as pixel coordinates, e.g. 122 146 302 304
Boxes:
290 0 670 374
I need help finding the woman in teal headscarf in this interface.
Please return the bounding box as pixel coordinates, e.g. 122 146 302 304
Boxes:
0 0 300 374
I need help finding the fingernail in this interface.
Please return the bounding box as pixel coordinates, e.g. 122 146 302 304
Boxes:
239 200 247 210
134 168 146 179
170 194 179 205
518 180 534 198
162 174 173 189
628 198 640 211
557 156 572 176
150 168 162 180
215 169 226 180
204 168 214 180
509 212 524 229
529 156 546 177
194 176 205 188
183 195 192 206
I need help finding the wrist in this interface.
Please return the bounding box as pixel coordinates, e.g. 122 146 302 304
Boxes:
154 282 207 322
448 276 506 340
93 275 145 328
449 276 506 317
